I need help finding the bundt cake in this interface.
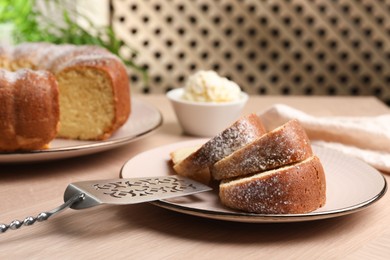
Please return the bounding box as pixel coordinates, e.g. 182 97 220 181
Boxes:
211 119 313 180
0 69 59 151
219 156 326 214
0 42 130 151
170 116 326 214
172 113 266 184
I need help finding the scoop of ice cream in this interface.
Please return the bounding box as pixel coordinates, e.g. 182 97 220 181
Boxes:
182 70 242 103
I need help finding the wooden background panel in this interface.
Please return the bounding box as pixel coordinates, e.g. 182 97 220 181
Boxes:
111 0 390 105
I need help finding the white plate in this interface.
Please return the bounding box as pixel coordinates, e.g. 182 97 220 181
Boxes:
121 139 387 223
0 99 162 163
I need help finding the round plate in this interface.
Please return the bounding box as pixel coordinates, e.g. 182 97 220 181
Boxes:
0 99 162 163
121 139 387 223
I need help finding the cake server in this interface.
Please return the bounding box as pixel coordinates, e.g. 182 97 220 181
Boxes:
0 175 211 233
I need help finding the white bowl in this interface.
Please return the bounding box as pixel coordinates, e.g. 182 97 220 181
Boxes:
166 88 248 137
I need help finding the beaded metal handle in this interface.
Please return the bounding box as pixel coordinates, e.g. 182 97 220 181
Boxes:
0 193 85 233
0 175 211 233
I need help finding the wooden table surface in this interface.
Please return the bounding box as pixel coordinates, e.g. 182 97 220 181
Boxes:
1 95 390 259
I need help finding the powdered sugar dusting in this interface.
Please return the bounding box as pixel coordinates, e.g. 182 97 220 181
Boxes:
0 69 18 83
220 171 293 214
174 114 266 177
192 115 265 166
35 44 76 68
1 69 52 94
61 53 120 68
1 43 122 73
0 43 126 95
212 119 313 180
12 43 52 63
219 156 326 214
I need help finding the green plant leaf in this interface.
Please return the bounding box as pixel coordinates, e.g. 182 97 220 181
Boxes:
1 0 147 79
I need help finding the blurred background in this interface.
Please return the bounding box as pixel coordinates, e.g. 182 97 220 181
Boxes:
1 0 390 105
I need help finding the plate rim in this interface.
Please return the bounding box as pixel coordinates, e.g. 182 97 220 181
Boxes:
120 139 388 223
150 178 387 223
0 98 163 163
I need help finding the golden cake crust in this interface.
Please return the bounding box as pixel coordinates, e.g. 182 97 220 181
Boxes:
219 156 326 214
0 69 59 151
211 119 313 180
170 118 326 214
172 114 266 183
0 42 131 150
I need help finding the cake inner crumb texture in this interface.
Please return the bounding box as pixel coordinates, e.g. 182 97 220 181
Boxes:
57 68 114 139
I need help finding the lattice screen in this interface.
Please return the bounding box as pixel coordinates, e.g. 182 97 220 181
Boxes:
111 0 390 105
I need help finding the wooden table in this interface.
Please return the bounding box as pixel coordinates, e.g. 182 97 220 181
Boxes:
1 95 389 259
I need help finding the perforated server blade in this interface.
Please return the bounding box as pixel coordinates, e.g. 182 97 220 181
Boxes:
0 175 211 233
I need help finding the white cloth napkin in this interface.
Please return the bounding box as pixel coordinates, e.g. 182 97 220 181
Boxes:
257 104 390 172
